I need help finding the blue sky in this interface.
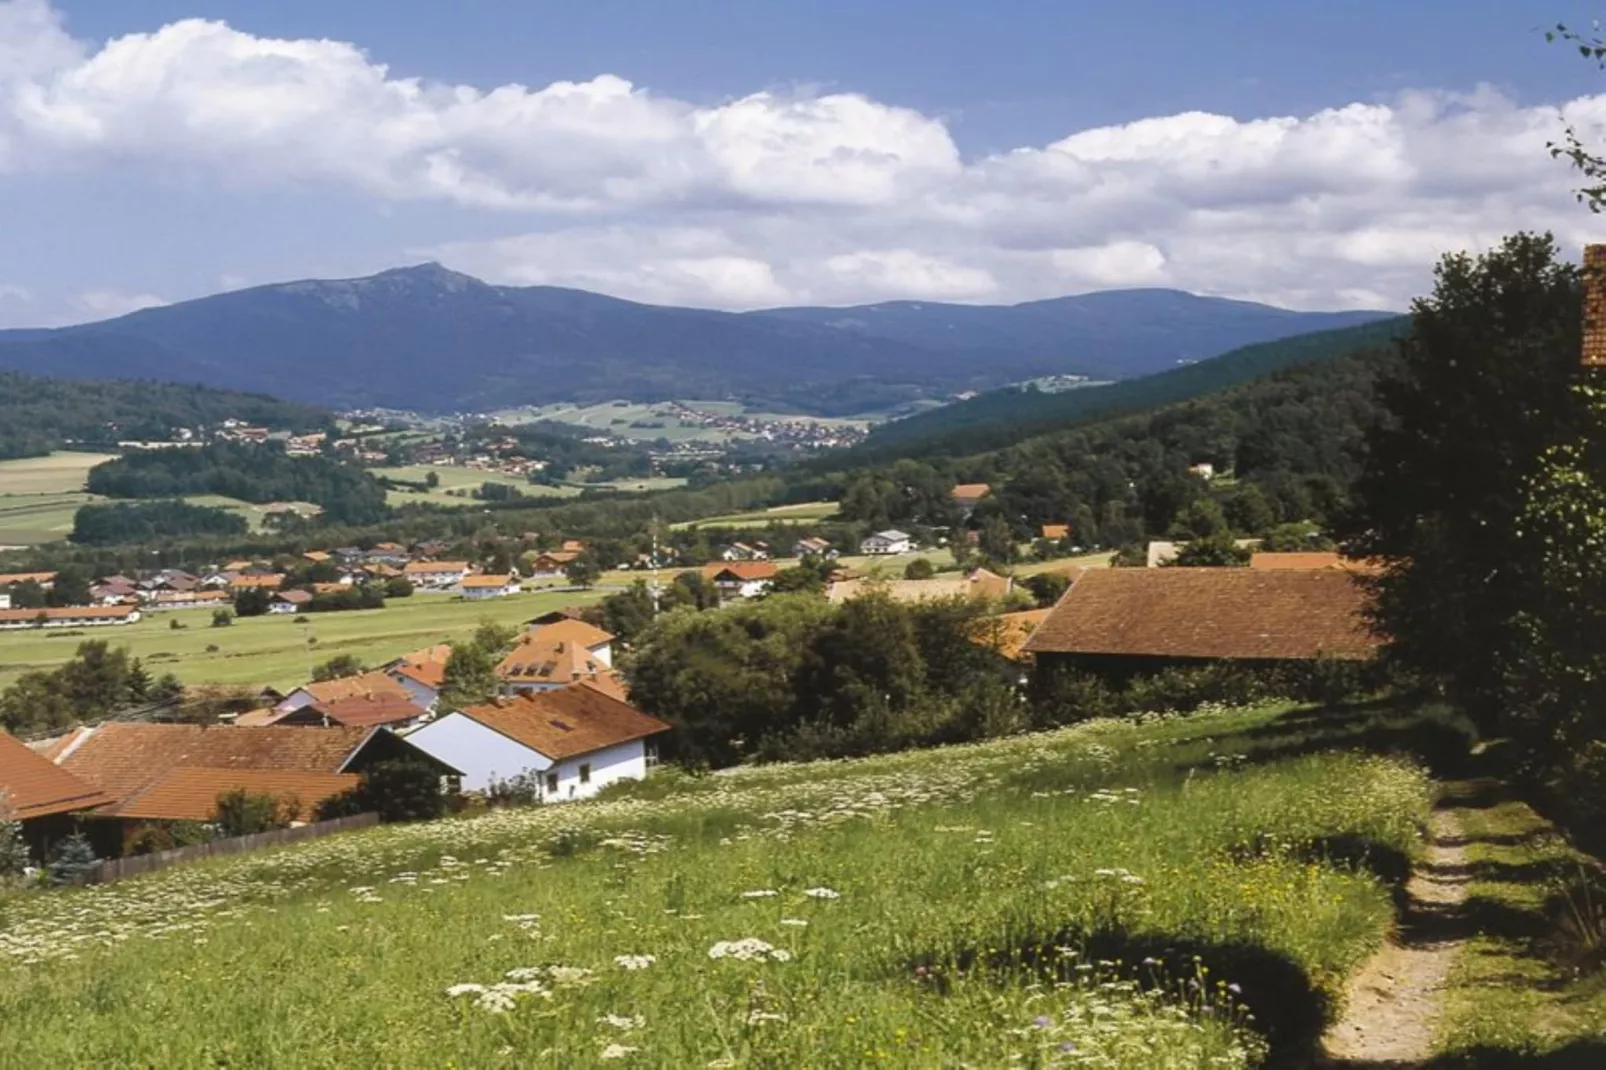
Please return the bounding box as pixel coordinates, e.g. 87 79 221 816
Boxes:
3 0 1606 325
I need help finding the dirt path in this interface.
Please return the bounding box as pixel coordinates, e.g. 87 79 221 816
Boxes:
1319 803 1472 1067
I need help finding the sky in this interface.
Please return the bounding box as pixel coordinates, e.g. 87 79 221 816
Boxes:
3 0 1606 327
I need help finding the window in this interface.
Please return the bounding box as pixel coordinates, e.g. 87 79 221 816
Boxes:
579 763 591 785
545 772 558 795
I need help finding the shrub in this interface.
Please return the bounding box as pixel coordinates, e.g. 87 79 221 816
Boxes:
311 654 365 682
46 833 98 885
127 821 214 856
485 771 542 807
212 789 299 838
0 794 29 877
1022 571 1069 608
903 558 936 580
384 577 414 598
168 618 185 630
211 608 233 628
315 761 447 824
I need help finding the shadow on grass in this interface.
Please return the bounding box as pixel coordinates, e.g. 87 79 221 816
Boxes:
905 926 1331 1064
1408 1041 1606 1070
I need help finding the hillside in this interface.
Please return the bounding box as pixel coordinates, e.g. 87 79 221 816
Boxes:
0 264 1392 416
0 372 332 461
851 317 1408 462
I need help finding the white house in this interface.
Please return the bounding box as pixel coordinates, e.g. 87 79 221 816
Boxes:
403 560 472 590
496 620 619 694
403 683 671 798
792 537 836 559
386 643 451 711
721 542 771 562
460 574 521 600
0 605 140 631
268 589 313 614
859 530 913 555
703 562 778 600
274 672 420 715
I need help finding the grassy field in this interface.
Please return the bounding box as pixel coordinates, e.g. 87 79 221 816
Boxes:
375 465 686 509
0 452 116 494
0 703 1437 1067
0 453 115 545
0 588 603 691
487 400 872 446
673 501 840 531
1434 784 1606 1065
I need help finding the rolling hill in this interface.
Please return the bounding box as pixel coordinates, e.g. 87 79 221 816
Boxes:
0 264 1394 416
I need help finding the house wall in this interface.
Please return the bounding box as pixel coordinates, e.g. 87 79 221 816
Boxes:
276 689 317 713
404 713 548 792
389 673 439 711
403 714 651 799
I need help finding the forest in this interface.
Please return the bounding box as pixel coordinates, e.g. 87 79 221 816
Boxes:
85 442 389 526
70 500 250 545
0 372 331 460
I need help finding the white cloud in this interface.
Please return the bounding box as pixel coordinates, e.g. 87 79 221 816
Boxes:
2 1 1606 312
73 290 167 317
0 283 31 303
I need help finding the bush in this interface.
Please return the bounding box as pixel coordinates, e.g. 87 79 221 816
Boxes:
212 789 299 838
211 608 233 628
46 833 98 885
1022 571 1070 608
315 761 447 824
0 796 29 877
168 618 185 630
127 821 214 856
384 577 414 598
485 771 542 808
903 558 936 580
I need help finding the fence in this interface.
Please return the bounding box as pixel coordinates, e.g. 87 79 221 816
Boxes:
79 812 380 885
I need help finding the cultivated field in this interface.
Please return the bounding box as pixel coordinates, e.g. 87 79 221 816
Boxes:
375 465 685 509
488 400 872 445
674 501 840 530
0 452 115 495
0 703 1436 1067
0 588 602 691
0 453 115 545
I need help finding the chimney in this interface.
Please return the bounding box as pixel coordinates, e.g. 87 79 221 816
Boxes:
1585 245 1606 367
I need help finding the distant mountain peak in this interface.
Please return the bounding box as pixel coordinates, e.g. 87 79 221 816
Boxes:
372 261 483 288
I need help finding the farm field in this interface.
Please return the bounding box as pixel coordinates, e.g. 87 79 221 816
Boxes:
0 588 602 691
674 500 840 530
0 702 1440 1067
0 452 114 545
375 465 685 509
488 399 873 445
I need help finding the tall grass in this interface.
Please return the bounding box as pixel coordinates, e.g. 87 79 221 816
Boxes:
0 704 1434 1067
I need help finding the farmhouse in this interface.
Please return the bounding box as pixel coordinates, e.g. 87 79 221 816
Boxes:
497 621 619 694
387 643 453 710
404 683 670 798
0 730 114 859
275 672 418 715
143 589 231 612
721 541 771 562
238 693 429 730
403 560 471 589
1041 524 1070 541
460 574 521 599
793 536 835 559
0 605 140 631
704 561 778 600
0 571 57 589
268 589 313 614
1022 567 1377 679
228 573 285 592
527 551 581 576
826 567 1013 605
951 483 992 513
37 722 455 855
859 530 913 556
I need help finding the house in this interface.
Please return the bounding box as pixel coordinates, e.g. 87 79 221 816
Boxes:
268 589 313 614
198 570 238 589
229 573 285 592
0 571 58 589
704 561 779 600
793 536 835 559
38 722 456 855
387 643 453 710
403 560 472 590
497 621 620 694
143 589 231 612
825 567 1013 605
0 605 140 631
460 574 522 600
721 542 771 562
974 609 1051 662
91 579 139 605
1188 462 1216 481
527 551 581 576
303 551 332 564
1021 567 1378 679
951 483 992 514
275 672 419 714
859 530 913 556
1145 539 1257 567
0 730 114 860
526 606 594 629
404 683 670 798
1041 524 1070 541
1249 552 1381 573
240 693 429 730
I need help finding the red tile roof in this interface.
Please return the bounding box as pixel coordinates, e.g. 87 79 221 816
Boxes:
1041 524 1070 540
532 618 615 649
0 571 58 586
390 644 452 689
0 605 138 625
703 561 779 582
293 672 415 707
497 636 612 687
305 694 427 728
0 731 113 820
1022 567 1378 661
404 560 470 575
1249 552 1381 573
951 483 991 501
55 723 380 814
458 685 670 761
113 768 359 823
461 574 515 589
977 609 1051 661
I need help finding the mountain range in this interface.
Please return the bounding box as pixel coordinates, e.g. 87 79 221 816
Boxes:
0 264 1395 416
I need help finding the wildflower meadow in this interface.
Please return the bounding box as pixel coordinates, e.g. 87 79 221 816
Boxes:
0 704 1436 1067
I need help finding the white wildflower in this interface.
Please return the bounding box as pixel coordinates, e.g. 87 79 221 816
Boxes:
803 887 841 899
778 918 809 927
741 889 779 898
614 954 657 970
599 1013 645 1030
600 1044 639 1060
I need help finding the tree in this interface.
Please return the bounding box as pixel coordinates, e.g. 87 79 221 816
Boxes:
234 586 273 617
1221 484 1279 535
472 619 517 657
978 515 1017 564
1168 497 1229 540
311 654 365 682
384 577 414 599
1023 571 1070 608
0 794 30 877
564 554 602 589
1168 532 1251 567
150 674 185 705
7 580 45 609
212 789 298 838
316 760 446 823
46 833 98 885
211 608 234 628
1338 233 1586 739
45 567 92 608
903 558 936 581
601 580 658 643
438 641 499 710
1258 521 1335 552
